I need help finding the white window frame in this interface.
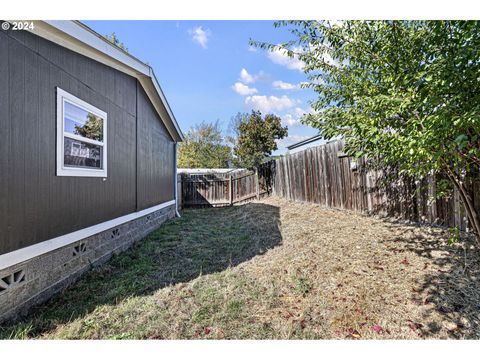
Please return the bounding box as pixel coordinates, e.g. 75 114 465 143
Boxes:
56 87 108 177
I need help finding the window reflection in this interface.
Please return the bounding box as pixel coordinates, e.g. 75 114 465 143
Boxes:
64 137 102 169
64 101 104 141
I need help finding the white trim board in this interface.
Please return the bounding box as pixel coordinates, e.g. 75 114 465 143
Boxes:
0 200 176 271
56 87 108 178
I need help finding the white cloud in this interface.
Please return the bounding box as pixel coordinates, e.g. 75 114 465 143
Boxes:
323 52 340 67
239 68 255 83
276 135 311 149
282 114 298 126
267 46 305 72
239 68 266 84
282 107 309 127
188 26 211 48
245 95 298 113
232 82 258 96
307 42 343 68
294 107 308 117
248 45 257 52
272 80 298 91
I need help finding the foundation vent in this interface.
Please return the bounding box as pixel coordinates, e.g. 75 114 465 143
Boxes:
0 270 26 293
73 243 87 257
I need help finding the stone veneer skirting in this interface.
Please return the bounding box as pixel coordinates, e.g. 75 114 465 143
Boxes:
0 204 176 323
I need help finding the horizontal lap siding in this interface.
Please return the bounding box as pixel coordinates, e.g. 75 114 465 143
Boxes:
136 86 175 210
0 29 139 255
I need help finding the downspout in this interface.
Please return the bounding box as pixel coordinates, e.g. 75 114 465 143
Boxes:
174 142 181 218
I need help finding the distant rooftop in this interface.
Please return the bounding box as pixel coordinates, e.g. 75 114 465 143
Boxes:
287 134 325 150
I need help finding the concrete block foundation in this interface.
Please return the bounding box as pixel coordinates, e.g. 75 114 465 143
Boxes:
0 204 176 323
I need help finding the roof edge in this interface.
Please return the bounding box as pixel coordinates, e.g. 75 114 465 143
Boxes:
26 20 184 141
287 134 324 150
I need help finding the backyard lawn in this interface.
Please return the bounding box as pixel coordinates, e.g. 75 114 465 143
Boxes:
1 197 480 339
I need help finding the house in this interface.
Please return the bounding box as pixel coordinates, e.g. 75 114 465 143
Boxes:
286 134 327 154
0 21 184 322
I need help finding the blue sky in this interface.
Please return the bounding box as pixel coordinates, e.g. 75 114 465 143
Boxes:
83 21 320 154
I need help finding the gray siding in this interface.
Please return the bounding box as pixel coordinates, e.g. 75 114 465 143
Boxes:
137 86 175 210
0 29 175 255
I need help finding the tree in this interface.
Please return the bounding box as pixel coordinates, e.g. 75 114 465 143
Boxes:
226 112 249 167
253 21 480 243
178 120 232 168
104 32 128 52
234 111 288 169
74 114 103 141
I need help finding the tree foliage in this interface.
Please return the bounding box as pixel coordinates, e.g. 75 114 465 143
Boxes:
226 112 249 167
234 111 288 169
104 32 128 52
74 114 103 141
178 120 232 168
252 21 480 242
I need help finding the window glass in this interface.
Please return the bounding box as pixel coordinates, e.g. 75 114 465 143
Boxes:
63 137 103 169
64 101 104 141
57 88 107 177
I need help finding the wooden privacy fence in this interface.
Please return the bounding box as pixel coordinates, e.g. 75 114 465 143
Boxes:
268 140 480 231
180 170 269 207
177 140 479 231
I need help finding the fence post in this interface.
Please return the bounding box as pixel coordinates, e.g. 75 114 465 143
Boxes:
229 175 233 206
177 174 182 210
256 169 260 200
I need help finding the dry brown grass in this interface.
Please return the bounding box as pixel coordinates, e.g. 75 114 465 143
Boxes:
2 196 480 339
238 197 480 339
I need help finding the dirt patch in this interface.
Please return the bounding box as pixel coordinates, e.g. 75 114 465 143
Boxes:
2 196 480 339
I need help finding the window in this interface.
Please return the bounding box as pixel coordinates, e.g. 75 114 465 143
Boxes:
56 88 107 177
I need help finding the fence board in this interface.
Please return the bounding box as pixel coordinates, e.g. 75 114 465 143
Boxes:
269 140 479 232
181 170 264 207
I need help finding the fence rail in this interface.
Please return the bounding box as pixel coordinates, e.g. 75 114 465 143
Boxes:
180 170 268 207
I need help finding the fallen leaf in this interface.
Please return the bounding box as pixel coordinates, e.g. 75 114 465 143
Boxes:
347 328 361 338
372 325 384 334
204 327 211 335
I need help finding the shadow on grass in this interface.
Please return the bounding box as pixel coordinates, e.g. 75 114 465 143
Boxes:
0 202 282 339
380 220 480 339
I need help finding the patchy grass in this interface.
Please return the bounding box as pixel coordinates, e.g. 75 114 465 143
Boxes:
1 197 480 339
